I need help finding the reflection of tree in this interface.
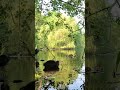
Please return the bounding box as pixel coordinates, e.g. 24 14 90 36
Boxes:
86 0 120 89
36 50 84 89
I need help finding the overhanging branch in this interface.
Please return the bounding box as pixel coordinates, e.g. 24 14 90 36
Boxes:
86 0 117 19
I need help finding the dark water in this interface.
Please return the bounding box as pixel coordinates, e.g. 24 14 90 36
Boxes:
86 53 120 90
0 57 34 90
35 50 85 90
2 51 120 90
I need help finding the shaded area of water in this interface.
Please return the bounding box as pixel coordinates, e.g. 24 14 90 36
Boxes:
85 53 120 90
35 50 85 90
0 57 34 90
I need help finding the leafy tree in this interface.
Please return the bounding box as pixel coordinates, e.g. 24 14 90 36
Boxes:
35 0 85 33
36 11 83 49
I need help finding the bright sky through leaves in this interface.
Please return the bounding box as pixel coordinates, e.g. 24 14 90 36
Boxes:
41 0 85 34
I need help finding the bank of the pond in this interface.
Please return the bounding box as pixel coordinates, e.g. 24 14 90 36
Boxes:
38 48 75 51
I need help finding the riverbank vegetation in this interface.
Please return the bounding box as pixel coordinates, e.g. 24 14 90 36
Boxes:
35 11 85 51
35 0 85 89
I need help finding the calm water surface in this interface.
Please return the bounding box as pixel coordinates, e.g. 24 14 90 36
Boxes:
36 50 85 90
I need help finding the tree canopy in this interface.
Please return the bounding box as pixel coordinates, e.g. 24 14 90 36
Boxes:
35 11 84 49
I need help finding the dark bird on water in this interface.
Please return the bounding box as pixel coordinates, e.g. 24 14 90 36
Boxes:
35 49 39 55
0 55 10 67
40 59 44 61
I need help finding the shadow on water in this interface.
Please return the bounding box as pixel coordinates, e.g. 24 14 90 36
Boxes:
85 52 120 90
0 56 34 90
35 50 85 90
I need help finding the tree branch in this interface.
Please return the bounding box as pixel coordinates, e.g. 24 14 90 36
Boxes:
116 0 120 8
86 0 117 19
60 0 84 10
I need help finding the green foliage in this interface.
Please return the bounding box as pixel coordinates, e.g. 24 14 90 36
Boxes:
85 0 116 53
35 1 85 89
35 11 84 50
36 50 84 85
35 0 85 33
51 0 84 16
0 3 12 53
0 22 9 44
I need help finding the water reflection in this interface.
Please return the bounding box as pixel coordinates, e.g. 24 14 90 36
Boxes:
68 64 85 90
35 50 85 90
85 53 120 90
0 57 34 90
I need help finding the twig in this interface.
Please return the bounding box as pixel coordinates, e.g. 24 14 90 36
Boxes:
10 11 16 25
21 41 35 59
44 44 55 60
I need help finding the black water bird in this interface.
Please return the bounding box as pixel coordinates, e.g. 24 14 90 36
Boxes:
0 55 10 67
35 49 39 55
113 72 116 78
40 59 44 61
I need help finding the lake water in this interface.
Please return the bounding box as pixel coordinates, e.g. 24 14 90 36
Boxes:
86 53 120 90
35 50 85 90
